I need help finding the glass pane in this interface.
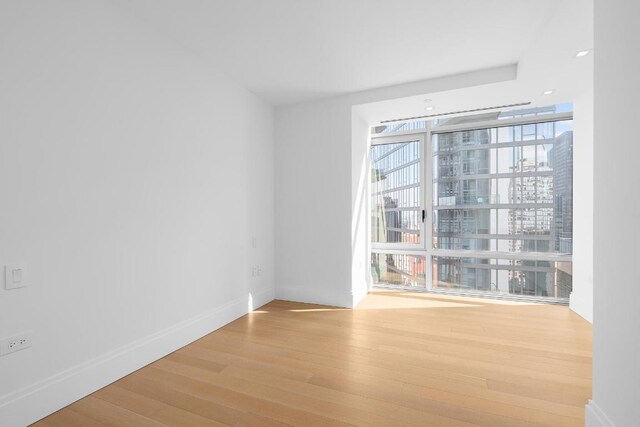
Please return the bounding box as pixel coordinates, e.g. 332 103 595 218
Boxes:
372 120 426 135
497 147 517 173
432 256 572 298
432 119 573 254
430 104 573 127
371 252 426 288
371 140 421 244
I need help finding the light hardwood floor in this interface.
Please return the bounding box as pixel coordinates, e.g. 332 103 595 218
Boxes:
34 291 592 426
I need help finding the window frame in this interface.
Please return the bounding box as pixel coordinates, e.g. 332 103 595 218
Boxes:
370 133 427 252
369 110 574 301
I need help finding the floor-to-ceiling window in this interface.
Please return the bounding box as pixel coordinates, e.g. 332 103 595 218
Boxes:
370 105 573 302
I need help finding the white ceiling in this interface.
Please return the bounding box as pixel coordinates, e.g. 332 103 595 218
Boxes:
357 0 593 124
114 0 584 106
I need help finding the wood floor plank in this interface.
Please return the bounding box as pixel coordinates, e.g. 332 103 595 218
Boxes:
33 291 592 427
111 373 245 425
93 383 228 426
149 358 472 427
35 406 108 427
65 396 165 426
218 362 537 427
235 412 294 427
129 366 356 426
218 315 591 385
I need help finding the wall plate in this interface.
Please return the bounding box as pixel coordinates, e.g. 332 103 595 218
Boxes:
5 265 27 290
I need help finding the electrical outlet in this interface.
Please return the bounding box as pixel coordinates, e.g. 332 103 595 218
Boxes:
251 265 261 277
250 265 263 277
0 332 33 356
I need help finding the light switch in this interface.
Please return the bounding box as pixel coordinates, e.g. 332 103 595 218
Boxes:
12 269 22 283
5 265 26 290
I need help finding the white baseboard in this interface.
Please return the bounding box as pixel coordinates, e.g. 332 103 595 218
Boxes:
351 284 369 308
0 287 274 427
586 400 616 427
569 290 594 324
275 286 359 308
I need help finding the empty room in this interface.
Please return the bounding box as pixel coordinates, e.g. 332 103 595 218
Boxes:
0 0 638 426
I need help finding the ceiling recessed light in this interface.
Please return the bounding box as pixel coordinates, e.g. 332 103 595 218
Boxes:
425 106 434 111
542 90 555 96
423 98 432 103
575 49 591 58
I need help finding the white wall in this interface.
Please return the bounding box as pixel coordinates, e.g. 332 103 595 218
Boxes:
351 109 372 305
275 99 354 307
275 66 517 308
0 1 274 425
587 0 640 425
571 77 594 323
